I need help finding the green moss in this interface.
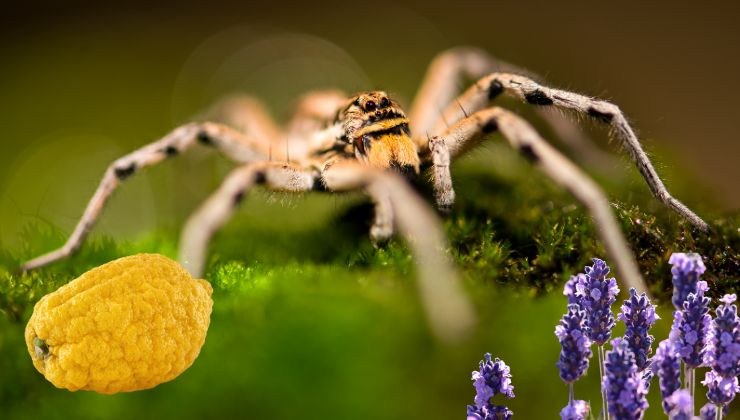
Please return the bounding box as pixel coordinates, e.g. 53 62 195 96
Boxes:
0 143 737 419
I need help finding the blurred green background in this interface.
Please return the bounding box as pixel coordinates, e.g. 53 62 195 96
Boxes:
1 1 739 419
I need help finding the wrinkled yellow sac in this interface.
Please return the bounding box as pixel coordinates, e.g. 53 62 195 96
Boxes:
25 254 213 394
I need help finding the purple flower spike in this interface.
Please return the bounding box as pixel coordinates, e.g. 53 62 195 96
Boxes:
560 400 589 420
705 294 740 378
698 403 729 420
564 274 584 306
699 403 716 420
618 288 659 371
703 370 739 405
555 304 593 383
665 389 693 420
575 258 619 346
670 281 712 368
653 339 682 415
603 338 648 420
466 404 513 420
472 353 514 408
669 252 706 310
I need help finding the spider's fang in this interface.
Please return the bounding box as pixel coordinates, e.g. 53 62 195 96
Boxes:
114 163 137 180
390 162 418 180
587 107 614 123
524 89 554 105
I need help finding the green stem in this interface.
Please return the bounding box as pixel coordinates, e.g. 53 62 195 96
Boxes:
684 366 696 417
598 345 608 420
569 382 574 405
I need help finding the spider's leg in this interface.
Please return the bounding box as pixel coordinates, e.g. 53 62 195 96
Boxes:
322 161 475 342
369 188 394 245
287 90 348 134
285 90 349 158
20 122 269 272
409 47 611 168
206 95 283 153
179 162 319 276
432 72 709 232
434 106 649 294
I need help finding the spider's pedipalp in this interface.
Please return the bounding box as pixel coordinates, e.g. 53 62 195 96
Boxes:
322 162 475 342
434 72 710 232
20 122 269 272
179 162 320 276
427 136 455 212
436 106 649 295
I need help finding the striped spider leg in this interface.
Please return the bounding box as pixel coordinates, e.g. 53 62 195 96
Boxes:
428 69 709 232
19 93 345 273
422 106 648 292
410 47 616 169
19 121 271 272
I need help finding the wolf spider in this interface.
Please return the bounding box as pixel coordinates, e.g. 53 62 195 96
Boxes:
21 47 708 341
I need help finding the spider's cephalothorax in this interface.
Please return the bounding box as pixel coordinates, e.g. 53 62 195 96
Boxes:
21 46 710 342
337 91 420 176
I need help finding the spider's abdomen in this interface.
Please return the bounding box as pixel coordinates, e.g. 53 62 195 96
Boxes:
338 91 420 174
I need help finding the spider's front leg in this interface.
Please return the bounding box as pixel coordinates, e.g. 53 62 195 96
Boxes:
20 122 269 272
179 162 320 276
410 47 612 168
322 162 475 342
433 72 710 232
422 106 649 294
178 160 475 342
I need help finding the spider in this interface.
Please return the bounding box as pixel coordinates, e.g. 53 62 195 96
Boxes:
20 47 708 341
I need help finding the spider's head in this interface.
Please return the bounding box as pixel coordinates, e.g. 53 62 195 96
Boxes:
338 91 420 177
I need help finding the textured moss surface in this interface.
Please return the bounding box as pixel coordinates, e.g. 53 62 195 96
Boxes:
0 143 737 419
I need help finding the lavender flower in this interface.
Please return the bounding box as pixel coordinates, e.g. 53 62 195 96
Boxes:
467 354 514 419
466 404 513 420
670 280 712 368
705 294 740 378
703 370 739 405
555 304 592 383
559 400 589 420
665 389 693 420
699 403 717 420
575 258 619 345
564 274 584 306
699 403 729 420
653 339 682 415
603 338 648 420
471 353 515 408
669 252 706 310
618 288 659 371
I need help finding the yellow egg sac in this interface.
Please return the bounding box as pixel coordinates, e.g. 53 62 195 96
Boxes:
25 253 213 394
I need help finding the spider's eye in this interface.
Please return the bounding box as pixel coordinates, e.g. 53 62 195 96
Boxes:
364 100 376 111
379 97 390 108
